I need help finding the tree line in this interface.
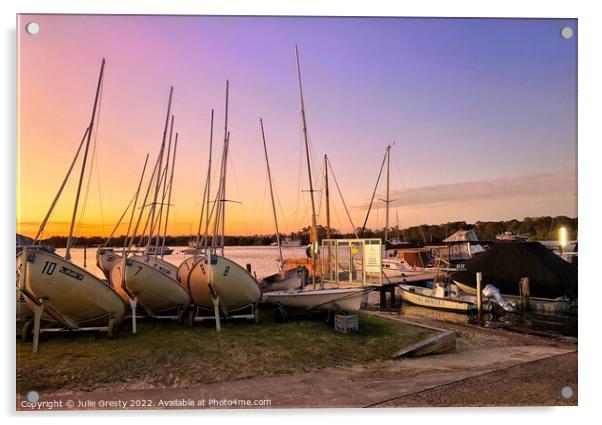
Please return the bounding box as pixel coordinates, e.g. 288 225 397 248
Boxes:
39 215 577 248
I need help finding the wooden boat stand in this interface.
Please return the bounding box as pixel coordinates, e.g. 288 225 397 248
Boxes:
20 291 118 354
188 297 258 331
126 296 187 334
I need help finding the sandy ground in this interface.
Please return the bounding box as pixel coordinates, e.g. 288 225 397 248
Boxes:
17 310 577 410
377 351 577 407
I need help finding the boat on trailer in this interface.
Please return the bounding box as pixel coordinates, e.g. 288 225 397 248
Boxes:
262 287 367 313
261 47 372 316
116 87 191 320
121 254 189 317
257 117 306 293
16 59 127 351
96 247 121 280
18 247 127 330
187 82 261 324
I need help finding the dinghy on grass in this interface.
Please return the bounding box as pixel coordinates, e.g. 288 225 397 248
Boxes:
16 59 127 352
262 287 367 314
96 247 121 280
187 82 261 327
257 117 305 293
115 88 191 322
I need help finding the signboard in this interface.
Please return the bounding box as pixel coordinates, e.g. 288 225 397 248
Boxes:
363 244 382 273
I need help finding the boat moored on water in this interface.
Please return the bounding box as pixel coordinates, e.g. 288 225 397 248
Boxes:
399 282 481 313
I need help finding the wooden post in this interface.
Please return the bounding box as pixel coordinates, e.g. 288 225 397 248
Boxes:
476 272 483 316
246 263 252 274
389 285 396 307
213 296 221 332
32 301 46 354
520 277 530 311
83 245 87 267
130 297 138 334
380 286 387 307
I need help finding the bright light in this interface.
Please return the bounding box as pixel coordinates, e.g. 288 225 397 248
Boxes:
559 226 568 248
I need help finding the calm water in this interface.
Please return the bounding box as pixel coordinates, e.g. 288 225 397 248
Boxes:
55 246 307 280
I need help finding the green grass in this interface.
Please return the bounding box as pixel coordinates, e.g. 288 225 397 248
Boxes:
16 312 433 393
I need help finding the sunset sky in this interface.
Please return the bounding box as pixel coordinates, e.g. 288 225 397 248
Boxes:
16 15 577 238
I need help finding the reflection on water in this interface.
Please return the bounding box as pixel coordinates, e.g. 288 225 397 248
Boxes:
54 246 307 280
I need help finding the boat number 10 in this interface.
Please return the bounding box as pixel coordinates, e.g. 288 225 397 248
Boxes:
42 261 57 275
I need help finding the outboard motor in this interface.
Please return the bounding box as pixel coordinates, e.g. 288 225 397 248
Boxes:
482 284 516 312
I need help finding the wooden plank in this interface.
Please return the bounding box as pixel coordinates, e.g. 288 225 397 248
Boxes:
391 330 457 358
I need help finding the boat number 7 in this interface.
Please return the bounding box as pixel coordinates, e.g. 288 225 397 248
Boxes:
42 261 57 275
223 266 230 277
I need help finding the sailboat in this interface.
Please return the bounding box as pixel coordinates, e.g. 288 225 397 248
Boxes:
261 46 368 314
16 59 126 347
176 109 214 289
113 88 190 319
96 191 141 279
258 118 306 293
186 81 261 316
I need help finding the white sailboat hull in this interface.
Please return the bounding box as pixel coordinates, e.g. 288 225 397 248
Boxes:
260 267 306 293
17 249 126 328
96 248 121 279
123 255 190 315
261 288 366 312
188 255 260 311
176 255 204 289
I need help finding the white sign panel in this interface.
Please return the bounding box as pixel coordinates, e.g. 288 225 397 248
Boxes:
363 244 382 273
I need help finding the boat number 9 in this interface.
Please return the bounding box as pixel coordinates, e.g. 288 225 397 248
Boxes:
223 266 230 277
42 261 57 275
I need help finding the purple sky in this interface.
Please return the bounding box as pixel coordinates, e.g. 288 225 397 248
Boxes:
17 15 577 236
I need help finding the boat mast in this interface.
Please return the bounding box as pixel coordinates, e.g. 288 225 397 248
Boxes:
324 155 331 240
295 45 319 288
33 126 89 245
211 132 228 255
161 133 178 259
220 81 229 256
122 154 150 256
384 144 391 244
145 87 173 257
220 131 230 256
260 118 284 269
65 58 106 261
155 115 175 256
196 109 214 249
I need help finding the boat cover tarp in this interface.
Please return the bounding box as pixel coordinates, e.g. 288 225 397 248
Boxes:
451 242 577 298
443 229 479 243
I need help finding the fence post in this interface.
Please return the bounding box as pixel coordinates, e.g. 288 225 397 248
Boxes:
476 272 483 317
520 277 530 311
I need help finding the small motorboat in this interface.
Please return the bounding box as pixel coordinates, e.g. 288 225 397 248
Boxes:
399 282 482 313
